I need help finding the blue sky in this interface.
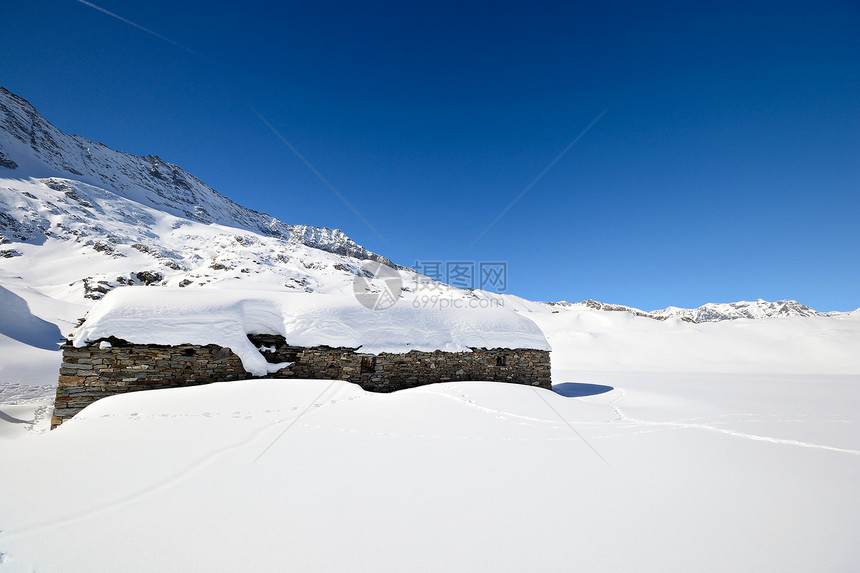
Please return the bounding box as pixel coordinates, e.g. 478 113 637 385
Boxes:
3 0 858 310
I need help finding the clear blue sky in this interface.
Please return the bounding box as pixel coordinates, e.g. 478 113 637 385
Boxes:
3 0 858 310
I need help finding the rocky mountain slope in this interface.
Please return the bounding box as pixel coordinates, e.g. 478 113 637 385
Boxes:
0 87 390 265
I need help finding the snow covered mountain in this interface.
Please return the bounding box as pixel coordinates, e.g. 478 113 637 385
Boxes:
0 87 390 265
536 298 851 323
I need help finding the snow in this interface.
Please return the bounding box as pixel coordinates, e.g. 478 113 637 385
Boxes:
0 373 858 572
71 287 551 375
3 294 860 572
0 335 57 439
0 285 64 438
0 171 426 309
0 285 64 351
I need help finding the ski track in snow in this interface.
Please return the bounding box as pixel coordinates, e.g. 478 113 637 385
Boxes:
421 384 567 426
599 389 860 455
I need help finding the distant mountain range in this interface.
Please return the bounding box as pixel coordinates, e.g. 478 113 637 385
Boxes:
544 298 849 323
0 87 852 323
650 299 844 322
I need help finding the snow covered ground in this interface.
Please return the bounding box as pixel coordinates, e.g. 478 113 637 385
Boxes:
1 375 857 572
1 293 859 571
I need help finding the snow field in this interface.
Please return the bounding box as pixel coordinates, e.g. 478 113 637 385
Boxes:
1 376 858 572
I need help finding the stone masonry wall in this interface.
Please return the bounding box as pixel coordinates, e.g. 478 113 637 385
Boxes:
52 334 551 428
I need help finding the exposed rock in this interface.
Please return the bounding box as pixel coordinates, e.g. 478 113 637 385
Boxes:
0 146 17 169
134 271 164 286
82 277 114 300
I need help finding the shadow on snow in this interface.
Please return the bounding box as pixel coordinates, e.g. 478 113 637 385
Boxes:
0 409 29 424
0 285 63 350
552 382 614 397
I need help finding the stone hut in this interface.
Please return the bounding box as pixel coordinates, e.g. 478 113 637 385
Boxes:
52 288 551 428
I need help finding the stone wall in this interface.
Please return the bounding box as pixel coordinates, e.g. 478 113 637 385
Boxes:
52 334 551 428
53 338 255 428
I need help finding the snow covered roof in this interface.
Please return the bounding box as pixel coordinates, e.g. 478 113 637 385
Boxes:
73 287 550 376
